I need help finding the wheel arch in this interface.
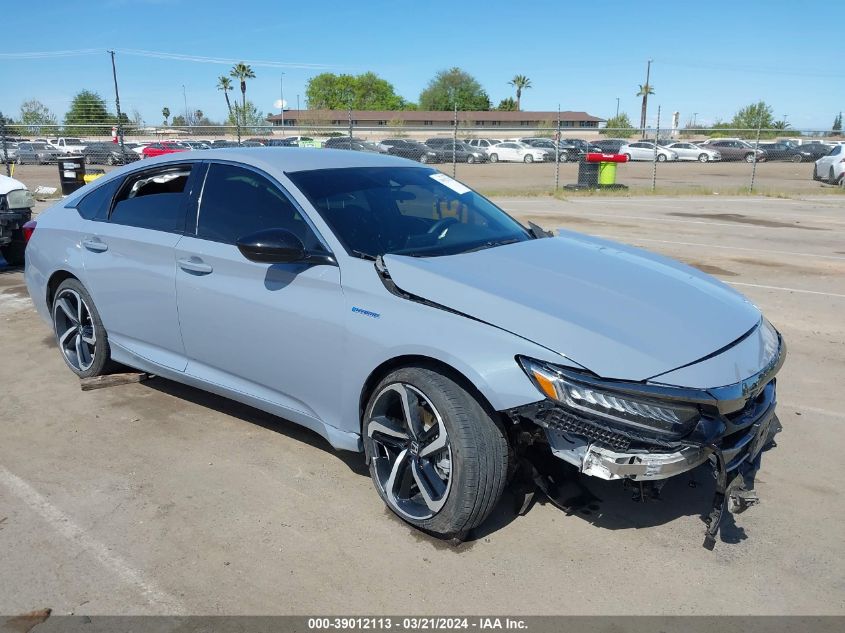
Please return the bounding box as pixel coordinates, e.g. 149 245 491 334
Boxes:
46 270 79 310
358 354 504 435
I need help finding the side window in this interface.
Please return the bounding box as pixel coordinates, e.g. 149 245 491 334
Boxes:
197 163 320 250
110 165 192 232
75 176 122 220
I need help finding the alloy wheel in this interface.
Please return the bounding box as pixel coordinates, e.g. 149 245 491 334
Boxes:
367 383 453 520
52 288 96 372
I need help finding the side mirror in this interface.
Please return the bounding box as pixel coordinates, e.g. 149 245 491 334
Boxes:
236 228 306 264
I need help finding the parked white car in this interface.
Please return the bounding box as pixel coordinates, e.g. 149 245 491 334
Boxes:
464 138 502 154
619 142 679 162
663 142 721 162
487 142 548 163
813 144 844 184
47 138 88 154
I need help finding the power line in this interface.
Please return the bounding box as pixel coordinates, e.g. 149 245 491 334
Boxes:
116 49 334 70
0 49 101 59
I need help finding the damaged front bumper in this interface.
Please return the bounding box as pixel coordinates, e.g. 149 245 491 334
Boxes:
505 341 786 548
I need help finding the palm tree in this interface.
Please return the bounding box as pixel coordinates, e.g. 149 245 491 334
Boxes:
161 106 170 126
508 75 532 111
217 76 234 123
636 83 654 132
771 120 790 130
229 62 256 126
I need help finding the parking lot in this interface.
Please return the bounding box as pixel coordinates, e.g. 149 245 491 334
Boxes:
1 193 844 615
5 154 844 199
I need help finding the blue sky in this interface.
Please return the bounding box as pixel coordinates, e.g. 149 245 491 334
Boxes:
2 0 842 129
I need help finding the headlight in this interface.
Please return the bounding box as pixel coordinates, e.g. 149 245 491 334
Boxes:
760 319 780 369
518 357 700 438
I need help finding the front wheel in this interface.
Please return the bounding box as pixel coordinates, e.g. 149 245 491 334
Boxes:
830 167 838 184
791 154 803 163
466 155 475 164
744 153 756 163
698 153 709 163
523 154 534 163
656 154 667 162
419 154 429 164
623 153 632 161
51 278 112 378
363 366 508 537
489 153 498 163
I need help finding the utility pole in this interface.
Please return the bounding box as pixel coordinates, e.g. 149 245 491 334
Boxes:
280 73 285 134
615 97 620 118
451 89 458 178
693 112 698 127
108 51 126 156
1 112 10 177
182 84 188 123
555 104 561 191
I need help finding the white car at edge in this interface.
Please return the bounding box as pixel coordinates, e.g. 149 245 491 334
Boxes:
813 144 844 184
619 141 679 162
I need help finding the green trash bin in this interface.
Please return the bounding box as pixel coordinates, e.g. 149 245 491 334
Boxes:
598 161 618 185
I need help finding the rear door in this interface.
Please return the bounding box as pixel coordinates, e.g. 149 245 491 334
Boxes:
174 161 345 422
81 163 198 370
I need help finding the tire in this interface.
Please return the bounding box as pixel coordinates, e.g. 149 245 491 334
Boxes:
489 153 498 163
363 366 509 538
523 154 534 163
623 153 632 161
466 155 475 164
791 154 802 163
84 154 92 165
656 154 667 162
419 154 429 164
0 239 25 267
744 153 755 163
560 150 570 162
106 154 116 166
812 165 821 181
698 153 709 163
830 167 837 184
51 278 112 379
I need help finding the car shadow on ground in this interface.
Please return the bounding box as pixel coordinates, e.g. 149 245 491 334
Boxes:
124 374 735 546
141 376 370 477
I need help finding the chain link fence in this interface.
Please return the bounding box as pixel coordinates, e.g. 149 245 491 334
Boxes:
2 87 843 197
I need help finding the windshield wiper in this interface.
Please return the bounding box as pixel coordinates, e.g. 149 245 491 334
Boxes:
461 238 522 254
351 249 377 261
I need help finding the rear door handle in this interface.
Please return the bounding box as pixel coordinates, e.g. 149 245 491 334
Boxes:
177 257 213 275
82 238 108 253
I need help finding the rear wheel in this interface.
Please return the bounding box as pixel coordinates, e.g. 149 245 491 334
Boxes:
812 165 821 181
623 153 632 161
791 154 802 163
106 154 116 166
466 155 476 164
51 279 112 378
830 167 837 184
744 153 756 163
363 366 508 538
489 153 498 163
84 154 93 165
419 154 429 164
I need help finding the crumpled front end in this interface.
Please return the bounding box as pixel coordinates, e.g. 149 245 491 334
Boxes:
506 325 786 549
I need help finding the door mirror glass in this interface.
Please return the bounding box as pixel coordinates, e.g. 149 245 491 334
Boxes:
237 228 306 263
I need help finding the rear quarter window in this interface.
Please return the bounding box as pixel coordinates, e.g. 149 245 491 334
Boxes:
73 177 122 220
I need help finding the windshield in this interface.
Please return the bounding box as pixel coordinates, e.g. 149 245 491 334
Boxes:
287 167 531 259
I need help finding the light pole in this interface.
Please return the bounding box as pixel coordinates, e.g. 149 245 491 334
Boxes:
615 97 620 118
280 73 286 134
640 58 652 137
693 112 698 127
182 84 188 123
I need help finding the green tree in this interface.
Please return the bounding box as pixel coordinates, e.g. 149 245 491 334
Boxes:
230 62 256 126
64 90 111 134
508 75 532 111
636 83 654 132
228 101 264 131
497 97 517 111
832 113 842 136
19 99 57 130
601 113 636 137
162 106 170 125
730 101 774 131
305 72 405 110
771 120 791 130
418 68 491 111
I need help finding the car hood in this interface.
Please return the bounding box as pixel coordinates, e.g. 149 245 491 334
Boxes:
383 232 761 381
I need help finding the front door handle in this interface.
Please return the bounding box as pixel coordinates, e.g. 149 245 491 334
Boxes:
82 238 108 253
177 257 213 275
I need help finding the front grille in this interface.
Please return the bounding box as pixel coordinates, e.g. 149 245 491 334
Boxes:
539 406 631 451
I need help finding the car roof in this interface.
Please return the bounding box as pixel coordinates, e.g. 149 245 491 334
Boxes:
110 147 416 173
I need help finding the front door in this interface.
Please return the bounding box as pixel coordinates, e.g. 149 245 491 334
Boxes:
174 162 345 424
